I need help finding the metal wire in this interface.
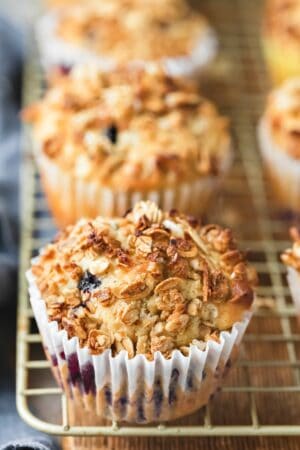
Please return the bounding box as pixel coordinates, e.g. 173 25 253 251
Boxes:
16 0 300 437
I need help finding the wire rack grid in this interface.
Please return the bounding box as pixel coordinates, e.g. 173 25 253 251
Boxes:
16 0 300 438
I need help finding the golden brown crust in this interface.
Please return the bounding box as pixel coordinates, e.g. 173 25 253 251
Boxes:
31 201 256 359
23 64 231 192
262 78 300 159
281 226 300 270
53 0 211 62
263 0 300 45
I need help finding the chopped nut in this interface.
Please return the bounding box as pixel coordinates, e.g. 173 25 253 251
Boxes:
136 335 149 354
116 301 139 325
201 303 218 325
165 313 189 332
187 298 202 316
121 337 135 358
135 235 152 255
116 280 152 300
151 335 174 355
154 277 183 294
95 287 114 306
88 329 112 355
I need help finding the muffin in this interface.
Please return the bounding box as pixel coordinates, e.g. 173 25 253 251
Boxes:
263 0 300 85
27 201 256 423
23 64 232 227
36 0 218 78
258 78 300 211
281 227 300 315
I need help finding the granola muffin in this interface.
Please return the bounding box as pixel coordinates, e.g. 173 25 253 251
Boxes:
263 0 300 85
281 227 300 315
23 64 232 227
258 78 300 211
37 0 218 78
27 201 256 423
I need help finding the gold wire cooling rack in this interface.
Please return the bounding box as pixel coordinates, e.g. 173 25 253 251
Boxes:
16 0 300 438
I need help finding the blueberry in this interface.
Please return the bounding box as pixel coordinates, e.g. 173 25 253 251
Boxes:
82 362 96 395
136 395 146 423
168 368 179 405
187 374 194 389
78 270 101 293
68 353 81 386
105 124 118 144
104 386 112 405
51 354 58 367
59 64 71 75
153 379 163 417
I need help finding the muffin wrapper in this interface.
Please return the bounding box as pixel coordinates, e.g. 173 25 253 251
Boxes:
27 267 252 423
36 11 218 78
36 149 232 227
287 267 300 316
258 119 300 211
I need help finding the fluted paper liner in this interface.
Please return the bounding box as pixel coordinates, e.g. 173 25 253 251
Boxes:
27 266 252 423
36 11 218 78
258 119 300 211
35 148 232 227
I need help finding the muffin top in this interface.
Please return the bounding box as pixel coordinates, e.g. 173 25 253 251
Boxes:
31 201 256 360
263 78 300 159
264 0 300 44
281 227 300 270
23 64 230 191
51 0 212 63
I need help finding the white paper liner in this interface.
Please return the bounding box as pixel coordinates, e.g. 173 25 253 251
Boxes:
35 146 232 227
257 119 300 210
27 267 252 423
287 267 300 316
36 11 218 78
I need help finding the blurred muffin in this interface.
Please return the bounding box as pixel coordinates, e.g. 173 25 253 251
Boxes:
27 200 256 423
37 0 218 78
281 227 300 316
258 78 300 210
263 0 300 84
23 64 232 227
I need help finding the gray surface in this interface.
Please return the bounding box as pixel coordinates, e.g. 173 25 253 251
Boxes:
0 13 56 449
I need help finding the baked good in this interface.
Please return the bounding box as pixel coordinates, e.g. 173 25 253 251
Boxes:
262 0 300 84
258 77 300 210
37 0 218 78
23 64 232 227
281 227 300 315
27 200 256 423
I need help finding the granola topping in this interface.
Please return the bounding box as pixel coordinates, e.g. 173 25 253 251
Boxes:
31 201 256 359
281 227 300 270
264 0 300 44
263 78 300 159
53 0 212 63
23 64 231 191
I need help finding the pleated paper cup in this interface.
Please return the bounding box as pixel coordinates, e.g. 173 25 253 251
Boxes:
287 267 300 317
27 266 252 424
36 11 218 78
35 147 232 227
258 119 300 211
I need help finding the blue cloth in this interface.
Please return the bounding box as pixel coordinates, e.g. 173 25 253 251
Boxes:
0 16 57 450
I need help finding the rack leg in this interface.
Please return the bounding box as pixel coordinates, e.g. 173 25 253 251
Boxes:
61 396 110 450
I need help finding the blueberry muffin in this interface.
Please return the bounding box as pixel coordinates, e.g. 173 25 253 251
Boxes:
258 78 300 210
23 64 232 227
27 201 256 423
263 0 300 84
37 0 218 77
